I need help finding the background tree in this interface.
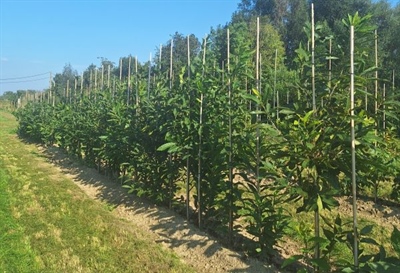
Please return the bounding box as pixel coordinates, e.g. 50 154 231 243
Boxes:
53 63 78 98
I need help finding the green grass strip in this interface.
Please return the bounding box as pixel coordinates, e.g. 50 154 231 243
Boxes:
0 167 41 272
0 110 194 273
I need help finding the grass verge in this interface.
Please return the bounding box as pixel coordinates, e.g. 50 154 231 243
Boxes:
0 110 194 273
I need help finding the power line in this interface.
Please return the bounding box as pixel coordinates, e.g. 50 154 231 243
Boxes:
0 77 49 84
0 72 50 81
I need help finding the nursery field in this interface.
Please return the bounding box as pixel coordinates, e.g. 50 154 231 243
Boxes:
4 7 400 272
0 110 198 273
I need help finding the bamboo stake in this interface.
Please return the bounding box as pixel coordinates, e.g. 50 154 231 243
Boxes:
274 48 279 120
66 79 70 103
147 53 151 99
393 70 395 90
95 69 97 90
186 35 191 221
311 3 316 111
309 4 321 267
94 68 97 102
256 17 260 193
119 58 122 81
74 78 77 104
101 64 104 90
128 56 131 105
159 44 162 70
365 87 368 111
48 72 52 104
375 30 378 131
329 38 332 89
227 28 234 244
80 72 83 98
170 39 173 90
350 25 359 269
383 83 386 131
198 35 207 229
135 56 139 108
108 64 111 89
169 39 173 209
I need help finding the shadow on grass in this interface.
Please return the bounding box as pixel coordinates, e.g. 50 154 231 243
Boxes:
30 143 288 273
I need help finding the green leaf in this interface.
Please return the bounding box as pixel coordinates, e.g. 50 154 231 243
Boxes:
317 194 323 212
281 255 303 268
391 227 400 256
360 225 373 236
310 257 330 271
157 142 177 152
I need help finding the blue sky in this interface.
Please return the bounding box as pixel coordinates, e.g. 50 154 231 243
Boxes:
1 0 399 94
0 0 240 94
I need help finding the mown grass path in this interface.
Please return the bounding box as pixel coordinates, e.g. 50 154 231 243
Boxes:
0 110 194 273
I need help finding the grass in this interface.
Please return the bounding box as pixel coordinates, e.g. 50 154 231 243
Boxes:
0 110 195 273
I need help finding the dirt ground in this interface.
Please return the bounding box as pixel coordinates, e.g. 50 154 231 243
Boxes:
36 145 400 272
37 145 280 273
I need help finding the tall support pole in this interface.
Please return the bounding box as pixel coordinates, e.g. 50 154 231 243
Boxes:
274 48 279 120
94 69 97 90
94 69 98 102
198 35 207 229
128 56 131 105
135 56 139 108
256 17 260 193
119 58 123 81
168 39 173 209
80 72 83 97
108 64 111 89
375 30 378 131
66 79 70 103
89 69 93 98
311 4 320 266
74 78 77 104
159 44 162 70
48 72 52 104
383 83 386 131
101 64 104 90
186 35 191 221
147 53 151 99
311 3 316 111
227 28 234 244
350 25 359 269
169 39 173 90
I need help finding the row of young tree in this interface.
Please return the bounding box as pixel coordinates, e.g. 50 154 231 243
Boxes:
10 2 400 273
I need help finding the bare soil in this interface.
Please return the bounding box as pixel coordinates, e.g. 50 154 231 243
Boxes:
35 145 400 272
36 145 280 273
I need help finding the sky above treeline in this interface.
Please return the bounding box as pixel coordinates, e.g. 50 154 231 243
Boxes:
0 0 240 93
0 0 399 94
